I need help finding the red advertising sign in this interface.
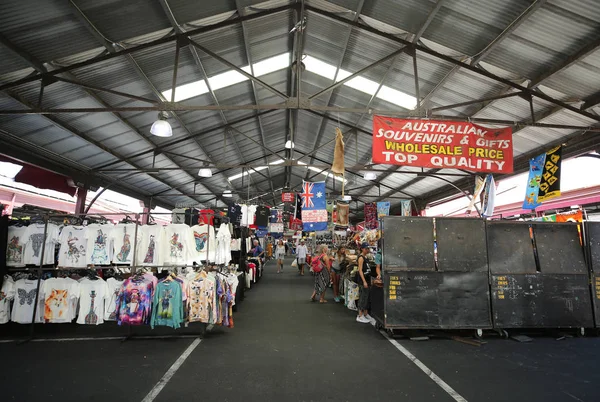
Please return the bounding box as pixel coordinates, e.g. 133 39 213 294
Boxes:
282 192 295 202
372 116 513 174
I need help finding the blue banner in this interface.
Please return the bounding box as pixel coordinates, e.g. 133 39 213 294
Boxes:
300 181 328 231
377 201 390 218
522 153 546 209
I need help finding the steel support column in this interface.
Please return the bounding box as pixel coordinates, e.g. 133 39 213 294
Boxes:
74 188 88 215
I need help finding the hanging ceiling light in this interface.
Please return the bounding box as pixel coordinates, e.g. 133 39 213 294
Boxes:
223 190 233 198
363 171 377 181
343 195 352 201
150 111 173 137
285 140 295 149
197 163 212 178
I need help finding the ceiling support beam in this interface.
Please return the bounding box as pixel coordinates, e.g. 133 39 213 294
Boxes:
303 4 600 123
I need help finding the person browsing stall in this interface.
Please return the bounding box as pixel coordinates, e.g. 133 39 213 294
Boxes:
331 246 347 303
356 243 375 324
251 240 264 264
310 244 331 303
296 239 309 276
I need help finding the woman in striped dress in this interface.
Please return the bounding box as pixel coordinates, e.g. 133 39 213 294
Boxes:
310 244 331 303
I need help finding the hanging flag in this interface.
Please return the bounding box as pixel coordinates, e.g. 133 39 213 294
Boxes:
377 201 391 218
466 176 486 215
537 145 562 202
282 192 295 202
336 201 349 227
400 200 412 216
300 181 328 231
522 153 546 209
269 222 284 233
481 174 496 217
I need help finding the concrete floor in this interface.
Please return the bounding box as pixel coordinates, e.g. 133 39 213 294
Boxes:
1 258 600 402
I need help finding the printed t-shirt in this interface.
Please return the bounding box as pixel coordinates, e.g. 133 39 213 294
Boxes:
11 279 45 324
161 224 195 265
111 223 138 265
190 224 216 262
116 276 154 325
104 277 124 321
255 206 270 227
215 223 232 265
85 224 112 265
76 278 109 325
23 223 60 265
151 280 184 329
138 225 164 266
6 226 26 267
58 226 88 268
0 277 16 324
42 277 80 323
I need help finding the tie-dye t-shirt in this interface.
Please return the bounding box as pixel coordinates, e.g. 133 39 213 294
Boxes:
116 276 154 326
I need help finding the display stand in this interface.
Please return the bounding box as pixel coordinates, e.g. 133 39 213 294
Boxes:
585 221 600 328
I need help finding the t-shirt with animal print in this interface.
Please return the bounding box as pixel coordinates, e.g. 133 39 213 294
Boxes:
76 278 109 325
42 277 80 323
58 226 88 268
23 223 60 265
0 276 16 324
11 279 45 324
6 227 26 267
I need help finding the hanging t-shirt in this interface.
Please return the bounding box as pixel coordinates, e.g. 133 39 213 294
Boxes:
171 208 186 224
23 223 61 265
190 224 216 262
151 280 184 329
228 204 242 226
138 225 164 266
116 276 154 325
255 206 270 228
6 226 27 267
42 277 80 323
0 276 16 324
184 208 200 226
104 277 124 321
111 223 138 265
85 224 112 265
58 226 88 268
11 279 45 324
76 278 109 325
215 223 232 265
199 209 215 226
161 224 195 265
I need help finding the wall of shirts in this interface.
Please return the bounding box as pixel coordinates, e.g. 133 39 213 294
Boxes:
1 268 240 327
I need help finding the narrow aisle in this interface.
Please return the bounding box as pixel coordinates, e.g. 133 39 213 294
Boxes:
156 258 454 402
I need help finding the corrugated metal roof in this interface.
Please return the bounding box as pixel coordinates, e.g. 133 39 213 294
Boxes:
1 0 599 210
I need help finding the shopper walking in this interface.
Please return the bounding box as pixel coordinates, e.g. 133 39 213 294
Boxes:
310 244 331 303
275 239 286 274
296 239 309 276
356 243 375 324
331 246 347 303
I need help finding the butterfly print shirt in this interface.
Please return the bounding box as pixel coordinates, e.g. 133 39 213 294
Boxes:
11 279 45 324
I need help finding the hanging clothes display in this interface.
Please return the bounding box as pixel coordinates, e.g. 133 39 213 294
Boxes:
199 209 215 226
228 204 242 227
111 223 138 266
215 223 232 265
76 277 109 325
137 225 164 266
255 206 270 227
151 278 184 329
364 203 378 229
115 275 154 326
42 277 80 323
11 278 45 324
6 226 26 267
24 222 61 265
58 226 88 268
0 276 15 324
190 224 216 262
85 224 112 265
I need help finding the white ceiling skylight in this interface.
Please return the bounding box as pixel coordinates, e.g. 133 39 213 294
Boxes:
162 52 290 102
296 160 346 183
304 55 417 110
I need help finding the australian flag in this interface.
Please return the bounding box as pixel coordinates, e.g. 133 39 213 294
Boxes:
300 181 328 231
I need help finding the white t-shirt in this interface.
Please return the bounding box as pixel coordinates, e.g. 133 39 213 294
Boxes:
58 226 88 268
296 244 308 259
42 277 80 323
11 279 45 324
23 223 60 265
0 276 16 324
161 224 195 265
104 277 124 321
111 223 139 265
215 223 232 265
190 224 216 262
6 226 27 267
76 278 109 325
85 224 113 265
138 225 165 266
241 205 258 227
